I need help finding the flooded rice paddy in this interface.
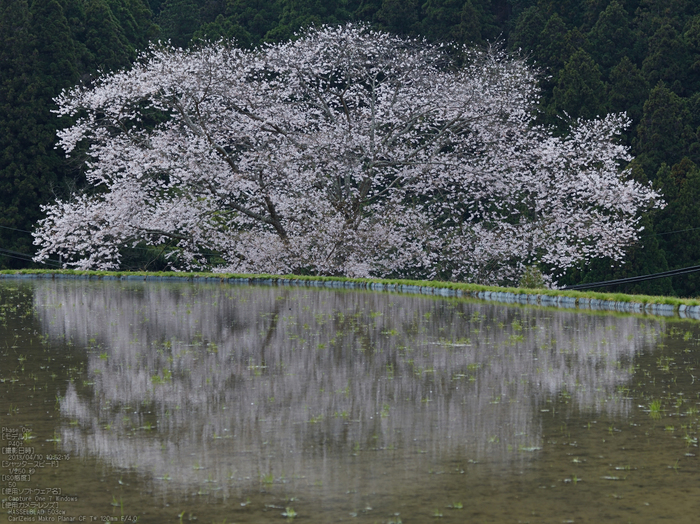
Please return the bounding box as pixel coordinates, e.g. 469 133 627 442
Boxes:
1 279 699 523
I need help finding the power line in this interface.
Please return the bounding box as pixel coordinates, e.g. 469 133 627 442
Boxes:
0 250 61 267
563 264 700 291
0 225 33 234
640 225 700 238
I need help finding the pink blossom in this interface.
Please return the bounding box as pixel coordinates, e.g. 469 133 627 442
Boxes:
34 25 661 285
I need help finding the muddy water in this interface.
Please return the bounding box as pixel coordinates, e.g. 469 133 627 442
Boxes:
0 280 698 523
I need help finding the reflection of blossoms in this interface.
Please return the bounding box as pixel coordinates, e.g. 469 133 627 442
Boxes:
36 281 660 497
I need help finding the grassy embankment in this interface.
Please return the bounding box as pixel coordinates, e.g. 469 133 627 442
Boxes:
1 268 699 309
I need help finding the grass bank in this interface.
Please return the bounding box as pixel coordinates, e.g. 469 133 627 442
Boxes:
1 268 699 311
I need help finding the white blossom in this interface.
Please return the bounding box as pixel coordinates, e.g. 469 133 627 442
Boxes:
34 25 661 284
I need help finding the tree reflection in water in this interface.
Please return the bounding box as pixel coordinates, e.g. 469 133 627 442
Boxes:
34 281 661 499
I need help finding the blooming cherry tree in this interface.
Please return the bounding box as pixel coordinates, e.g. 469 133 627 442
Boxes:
33 24 661 284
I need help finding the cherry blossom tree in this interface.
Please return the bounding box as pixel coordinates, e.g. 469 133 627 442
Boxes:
33 24 661 284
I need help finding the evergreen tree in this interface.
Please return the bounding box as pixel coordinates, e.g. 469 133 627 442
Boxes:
579 0 613 30
635 81 695 178
146 0 166 14
655 158 700 296
421 0 500 44
193 14 253 45
607 56 648 131
683 13 700 93
530 11 574 113
0 0 36 266
59 0 98 74
107 0 159 48
0 0 79 267
354 0 382 22
421 0 481 44
508 4 546 53
536 12 569 73
642 23 689 94
633 0 696 37
551 48 607 121
198 0 227 24
265 0 353 42
477 0 503 40
30 0 80 93
157 0 201 47
84 0 133 71
374 0 420 36
2 0 700 283
687 92 700 162
193 0 284 46
1 0 161 268
537 0 588 28
587 0 635 73
227 0 282 44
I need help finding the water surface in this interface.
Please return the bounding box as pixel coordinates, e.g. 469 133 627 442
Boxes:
1 280 699 523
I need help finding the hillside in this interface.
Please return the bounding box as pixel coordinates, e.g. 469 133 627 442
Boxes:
2 0 699 295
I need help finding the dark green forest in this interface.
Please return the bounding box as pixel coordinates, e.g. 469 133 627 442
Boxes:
3 0 700 295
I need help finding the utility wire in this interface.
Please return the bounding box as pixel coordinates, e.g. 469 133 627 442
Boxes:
0 225 33 234
563 264 700 291
640 225 700 238
0 247 61 267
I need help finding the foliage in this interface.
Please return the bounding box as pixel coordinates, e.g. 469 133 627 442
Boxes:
0 0 78 268
551 48 606 121
0 0 155 268
33 25 659 285
586 0 635 73
5 0 700 294
655 158 700 296
634 82 696 178
518 266 546 289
